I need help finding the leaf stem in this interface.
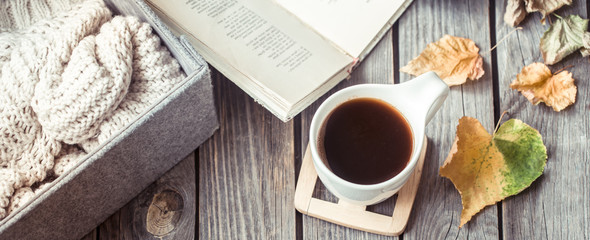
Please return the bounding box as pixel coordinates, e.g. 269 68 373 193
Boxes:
485 27 522 56
553 64 574 75
494 111 508 134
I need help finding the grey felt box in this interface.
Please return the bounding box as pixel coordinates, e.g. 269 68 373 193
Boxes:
0 0 219 239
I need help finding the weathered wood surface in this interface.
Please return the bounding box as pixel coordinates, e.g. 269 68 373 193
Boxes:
90 0 590 239
98 154 196 240
197 70 296 239
397 0 498 239
495 1 590 239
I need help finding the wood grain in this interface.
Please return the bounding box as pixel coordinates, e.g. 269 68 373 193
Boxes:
300 29 399 240
98 154 196 240
397 0 498 239
80 229 97 240
99 211 120 240
495 1 590 239
198 69 296 239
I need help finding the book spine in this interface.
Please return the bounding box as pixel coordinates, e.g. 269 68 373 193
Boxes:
346 57 360 74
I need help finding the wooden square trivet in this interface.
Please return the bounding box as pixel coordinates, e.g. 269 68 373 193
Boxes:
294 137 427 236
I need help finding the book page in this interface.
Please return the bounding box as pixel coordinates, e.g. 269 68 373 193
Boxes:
147 0 352 106
275 0 408 58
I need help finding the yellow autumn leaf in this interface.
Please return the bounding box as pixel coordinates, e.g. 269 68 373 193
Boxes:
400 35 484 86
510 62 576 111
440 116 547 227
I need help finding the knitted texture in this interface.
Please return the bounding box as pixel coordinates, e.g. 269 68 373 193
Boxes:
52 144 85 177
80 16 186 151
0 0 75 31
0 0 186 219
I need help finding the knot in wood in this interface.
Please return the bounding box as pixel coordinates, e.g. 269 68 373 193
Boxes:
146 189 184 237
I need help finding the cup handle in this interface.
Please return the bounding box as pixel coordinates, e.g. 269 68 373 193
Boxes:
403 71 449 125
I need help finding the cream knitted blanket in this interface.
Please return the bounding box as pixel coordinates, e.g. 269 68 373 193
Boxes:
0 0 185 219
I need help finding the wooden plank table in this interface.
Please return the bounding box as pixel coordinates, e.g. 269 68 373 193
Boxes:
84 0 590 239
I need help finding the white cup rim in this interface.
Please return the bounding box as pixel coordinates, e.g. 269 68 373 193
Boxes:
309 84 424 191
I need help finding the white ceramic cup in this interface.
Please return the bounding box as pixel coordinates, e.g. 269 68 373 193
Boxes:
309 71 449 205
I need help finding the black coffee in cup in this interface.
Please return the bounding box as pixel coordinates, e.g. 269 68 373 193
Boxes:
317 98 413 185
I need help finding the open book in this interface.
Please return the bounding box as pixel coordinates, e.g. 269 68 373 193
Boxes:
146 0 413 121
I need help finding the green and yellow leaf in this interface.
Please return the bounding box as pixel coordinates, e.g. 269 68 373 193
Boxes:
440 117 547 227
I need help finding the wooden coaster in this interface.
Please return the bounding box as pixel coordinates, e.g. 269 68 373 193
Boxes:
294 137 427 236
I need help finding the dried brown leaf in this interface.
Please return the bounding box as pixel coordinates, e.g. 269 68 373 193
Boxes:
510 62 577 111
400 35 484 86
525 0 573 23
504 0 527 27
504 0 572 26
